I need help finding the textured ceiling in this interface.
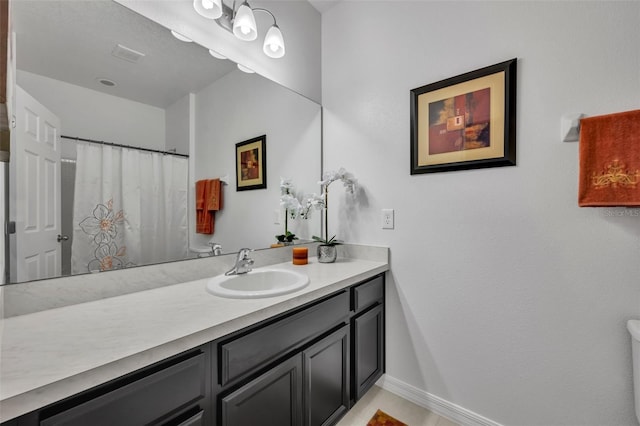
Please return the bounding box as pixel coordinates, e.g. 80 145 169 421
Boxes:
12 1 238 108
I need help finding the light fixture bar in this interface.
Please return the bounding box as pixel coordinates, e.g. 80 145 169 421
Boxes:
210 0 286 59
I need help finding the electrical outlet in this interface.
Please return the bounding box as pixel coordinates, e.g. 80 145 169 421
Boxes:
382 209 394 229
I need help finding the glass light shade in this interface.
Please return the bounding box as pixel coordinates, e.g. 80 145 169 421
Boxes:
170 30 193 42
262 25 285 58
233 3 257 41
193 0 222 19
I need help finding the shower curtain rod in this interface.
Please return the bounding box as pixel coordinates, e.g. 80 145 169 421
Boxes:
60 135 189 158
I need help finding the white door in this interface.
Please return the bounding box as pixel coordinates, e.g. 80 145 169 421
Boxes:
10 86 61 282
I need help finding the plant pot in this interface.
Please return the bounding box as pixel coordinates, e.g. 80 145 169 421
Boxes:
317 244 337 263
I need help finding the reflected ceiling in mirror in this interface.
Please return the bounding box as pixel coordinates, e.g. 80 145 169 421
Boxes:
7 0 321 284
13 0 237 109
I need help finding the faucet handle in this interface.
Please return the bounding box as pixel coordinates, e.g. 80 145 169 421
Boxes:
209 242 223 256
238 248 253 258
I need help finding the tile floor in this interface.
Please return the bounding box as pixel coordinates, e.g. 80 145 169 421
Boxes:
336 385 460 426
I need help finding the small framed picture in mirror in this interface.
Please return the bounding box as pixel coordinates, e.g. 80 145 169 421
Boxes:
236 135 267 191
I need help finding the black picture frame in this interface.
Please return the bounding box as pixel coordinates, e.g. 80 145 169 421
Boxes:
236 135 267 191
410 58 517 174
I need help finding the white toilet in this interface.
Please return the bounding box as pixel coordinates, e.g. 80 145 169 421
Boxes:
628 320 640 423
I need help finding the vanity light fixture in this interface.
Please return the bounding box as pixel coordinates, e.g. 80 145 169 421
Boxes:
194 0 285 59
193 0 223 19
170 30 193 42
232 2 257 41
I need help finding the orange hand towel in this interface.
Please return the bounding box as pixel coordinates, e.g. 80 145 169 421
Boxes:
206 179 222 211
196 179 223 234
578 109 640 206
196 179 210 234
195 179 206 210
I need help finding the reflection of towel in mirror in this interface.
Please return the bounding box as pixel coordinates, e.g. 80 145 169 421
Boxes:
578 109 640 206
196 179 223 234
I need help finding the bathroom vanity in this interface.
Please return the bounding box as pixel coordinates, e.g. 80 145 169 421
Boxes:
0 247 388 426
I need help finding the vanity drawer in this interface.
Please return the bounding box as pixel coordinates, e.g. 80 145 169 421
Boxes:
219 290 350 386
352 274 384 313
40 352 206 426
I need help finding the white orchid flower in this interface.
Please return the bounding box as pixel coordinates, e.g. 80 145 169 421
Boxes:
318 168 357 194
280 177 294 195
280 193 297 208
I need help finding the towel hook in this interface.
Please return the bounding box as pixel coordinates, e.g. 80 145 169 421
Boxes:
561 113 585 143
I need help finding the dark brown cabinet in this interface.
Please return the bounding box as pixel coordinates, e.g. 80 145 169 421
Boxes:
351 274 385 402
219 324 350 426
303 325 350 426
220 355 303 426
35 348 210 426
353 304 384 400
3 274 385 426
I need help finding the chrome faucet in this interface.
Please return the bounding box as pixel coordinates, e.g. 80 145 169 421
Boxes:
209 242 223 256
196 243 223 258
225 248 254 275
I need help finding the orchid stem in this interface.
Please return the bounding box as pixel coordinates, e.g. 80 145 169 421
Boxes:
324 186 328 242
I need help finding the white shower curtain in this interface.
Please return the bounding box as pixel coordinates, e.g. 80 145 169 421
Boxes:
71 143 188 274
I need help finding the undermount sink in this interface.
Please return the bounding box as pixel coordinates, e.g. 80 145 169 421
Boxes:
206 269 310 299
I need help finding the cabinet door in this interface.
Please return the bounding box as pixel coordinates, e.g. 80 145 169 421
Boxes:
353 304 384 401
40 351 207 426
303 325 349 426
220 355 303 426
174 409 204 426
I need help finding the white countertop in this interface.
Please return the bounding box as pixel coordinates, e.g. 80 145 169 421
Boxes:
0 255 388 422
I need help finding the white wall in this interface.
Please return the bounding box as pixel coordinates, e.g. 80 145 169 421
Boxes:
193 70 321 253
165 93 191 156
322 1 640 425
116 0 322 104
17 71 166 150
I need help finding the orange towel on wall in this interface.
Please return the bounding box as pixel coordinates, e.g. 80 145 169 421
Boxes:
206 179 222 211
196 179 223 234
578 109 640 206
196 179 206 211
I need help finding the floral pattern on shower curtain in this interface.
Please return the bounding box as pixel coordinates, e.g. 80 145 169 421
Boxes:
77 199 132 272
71 143 189 274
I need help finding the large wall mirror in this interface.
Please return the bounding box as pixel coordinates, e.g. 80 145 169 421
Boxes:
6 0 321 284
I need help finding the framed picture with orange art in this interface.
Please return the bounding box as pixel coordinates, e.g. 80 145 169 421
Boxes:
236 135 267 191
410 58 517 174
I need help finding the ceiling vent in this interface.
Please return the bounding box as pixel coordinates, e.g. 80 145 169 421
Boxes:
111 44 146 63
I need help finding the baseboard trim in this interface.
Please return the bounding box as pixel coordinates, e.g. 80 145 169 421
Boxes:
377 375 503 426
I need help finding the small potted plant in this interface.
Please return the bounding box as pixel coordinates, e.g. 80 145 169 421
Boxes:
311 168 357 263
312 234 342 263
277 178 297 245
275 231 298 245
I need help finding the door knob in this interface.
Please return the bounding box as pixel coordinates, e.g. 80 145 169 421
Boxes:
57 234 69 242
